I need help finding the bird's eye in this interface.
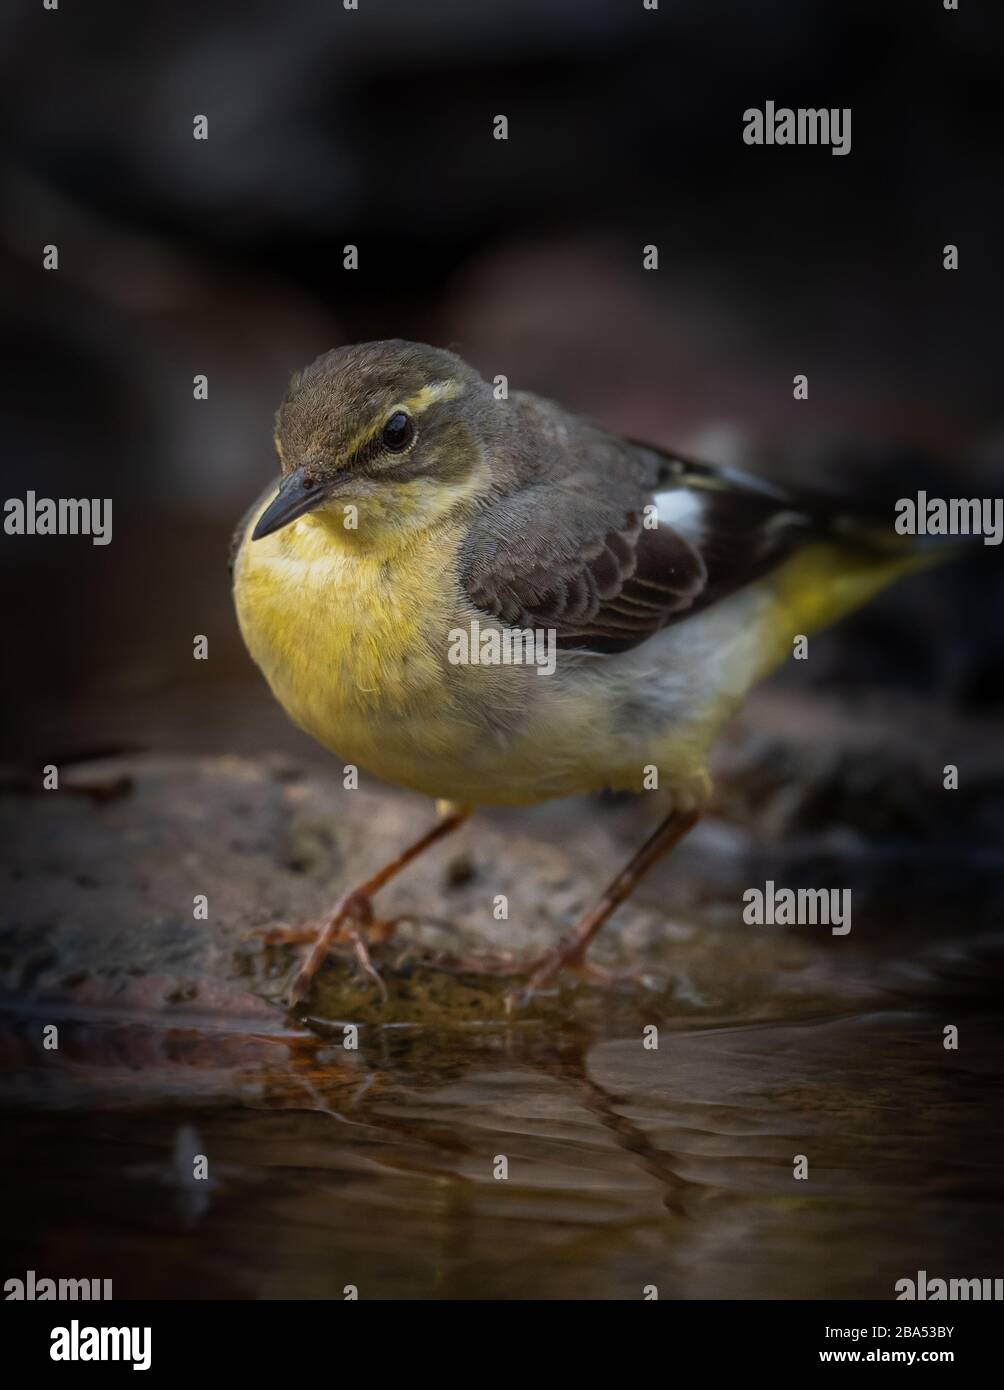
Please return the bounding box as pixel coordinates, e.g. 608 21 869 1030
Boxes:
381 411 414 452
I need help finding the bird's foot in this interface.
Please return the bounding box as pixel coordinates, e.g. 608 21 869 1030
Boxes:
255 897 398 948
504 938 615 1013
281 808 471 1011
285 890 396 1009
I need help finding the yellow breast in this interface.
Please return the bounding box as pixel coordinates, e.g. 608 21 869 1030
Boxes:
232 497 501 795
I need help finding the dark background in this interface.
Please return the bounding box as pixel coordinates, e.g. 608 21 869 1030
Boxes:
1 0 1004 1307
1 0 1002 762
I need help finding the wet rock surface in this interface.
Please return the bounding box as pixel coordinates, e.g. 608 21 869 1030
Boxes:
2 691 1000 1031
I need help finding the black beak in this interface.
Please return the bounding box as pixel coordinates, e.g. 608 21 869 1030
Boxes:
252 467 329 540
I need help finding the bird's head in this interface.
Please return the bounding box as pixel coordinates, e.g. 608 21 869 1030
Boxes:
252 340 496 546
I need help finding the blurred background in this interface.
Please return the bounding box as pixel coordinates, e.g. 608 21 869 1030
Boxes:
2 0 1004 1304
1 0 1002 764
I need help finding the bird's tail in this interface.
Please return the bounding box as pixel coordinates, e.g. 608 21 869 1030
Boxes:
750 530 958 684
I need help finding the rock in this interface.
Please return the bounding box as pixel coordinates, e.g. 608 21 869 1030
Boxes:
0 706 998 1035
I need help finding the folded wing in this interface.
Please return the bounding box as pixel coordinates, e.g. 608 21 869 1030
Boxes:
459 442 820 655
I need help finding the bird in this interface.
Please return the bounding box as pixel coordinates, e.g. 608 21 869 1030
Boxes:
231 338 940 1011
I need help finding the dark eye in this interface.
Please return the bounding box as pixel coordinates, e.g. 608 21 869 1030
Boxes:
381 411 414 452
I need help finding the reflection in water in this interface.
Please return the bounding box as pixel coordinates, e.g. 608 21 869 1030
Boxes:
2 953 1003 1298
124 1123 244 1229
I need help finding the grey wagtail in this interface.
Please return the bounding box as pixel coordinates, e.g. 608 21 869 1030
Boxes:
231 339 940 1010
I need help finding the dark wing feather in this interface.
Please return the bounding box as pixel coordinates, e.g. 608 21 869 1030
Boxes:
460 441 818 655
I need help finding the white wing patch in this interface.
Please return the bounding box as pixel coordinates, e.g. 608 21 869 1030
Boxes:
654 488 705 540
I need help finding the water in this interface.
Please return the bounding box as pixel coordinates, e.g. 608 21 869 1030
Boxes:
3 946 1002 1300
2 751 1002 1300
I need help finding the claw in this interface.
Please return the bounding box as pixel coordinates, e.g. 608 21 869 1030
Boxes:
285 809 471 1010
504 947 626 1012
342 922 389 1003
504 808 702 1013
287 889 380 1008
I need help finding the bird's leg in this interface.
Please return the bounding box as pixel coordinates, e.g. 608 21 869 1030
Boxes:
507 807 701 1010
287 807 470 1008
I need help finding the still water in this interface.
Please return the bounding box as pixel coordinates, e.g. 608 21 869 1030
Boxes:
3 916 1002 1300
